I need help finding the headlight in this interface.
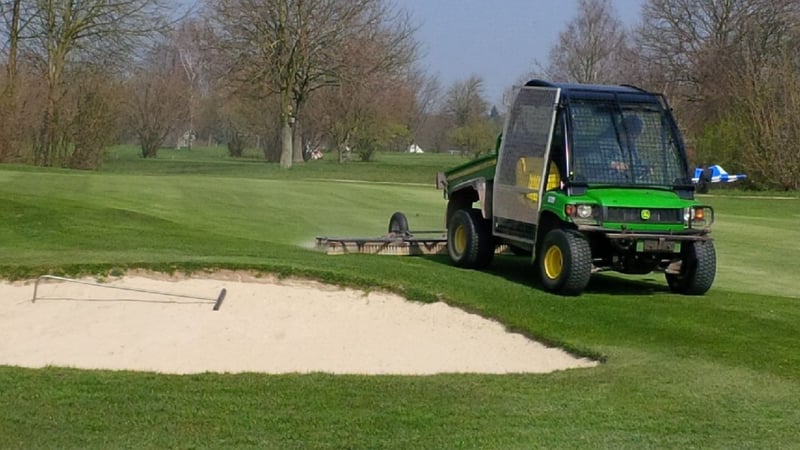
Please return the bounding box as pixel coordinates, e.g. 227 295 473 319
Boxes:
566 203 598 225
577 204 593 218
685 206 714 228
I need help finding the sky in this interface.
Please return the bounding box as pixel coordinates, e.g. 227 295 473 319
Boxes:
393 0 644 107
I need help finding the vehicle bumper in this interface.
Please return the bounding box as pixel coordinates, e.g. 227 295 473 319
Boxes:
577 226 711 252
577 225 710 240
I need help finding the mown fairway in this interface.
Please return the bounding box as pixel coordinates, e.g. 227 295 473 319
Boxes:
1 147 799 448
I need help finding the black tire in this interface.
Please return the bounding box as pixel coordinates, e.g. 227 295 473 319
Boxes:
537 229 592 296
388 211 410 236
447 209 494 269
666 240 716 295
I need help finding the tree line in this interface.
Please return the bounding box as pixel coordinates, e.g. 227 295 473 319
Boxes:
1 0 797 189
537 0 800 190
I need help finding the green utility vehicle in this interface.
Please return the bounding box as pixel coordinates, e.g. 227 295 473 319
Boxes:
437 80 716 296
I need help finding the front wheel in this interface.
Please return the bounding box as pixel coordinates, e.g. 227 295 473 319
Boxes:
666 240 716 295
537 229 592 296
447 209 494 269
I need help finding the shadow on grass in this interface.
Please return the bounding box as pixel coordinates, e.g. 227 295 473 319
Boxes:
423 253 672 297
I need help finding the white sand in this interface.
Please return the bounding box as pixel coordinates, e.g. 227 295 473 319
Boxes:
0 271 596 375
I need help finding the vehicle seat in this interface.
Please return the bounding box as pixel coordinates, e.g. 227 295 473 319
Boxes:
516 157 560 202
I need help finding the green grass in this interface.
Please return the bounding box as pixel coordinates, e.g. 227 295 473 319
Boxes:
700 195 800 297
1 146 799 448
99 145 465 184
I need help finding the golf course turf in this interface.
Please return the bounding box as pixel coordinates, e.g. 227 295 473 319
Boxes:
1 147 798 448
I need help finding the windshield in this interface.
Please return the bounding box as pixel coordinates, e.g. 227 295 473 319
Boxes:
567 98 687 186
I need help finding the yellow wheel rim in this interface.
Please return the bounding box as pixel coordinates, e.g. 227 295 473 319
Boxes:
453 224 467 255
543 245 563 280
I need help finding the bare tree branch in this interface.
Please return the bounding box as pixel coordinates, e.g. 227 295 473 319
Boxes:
207 0 417 168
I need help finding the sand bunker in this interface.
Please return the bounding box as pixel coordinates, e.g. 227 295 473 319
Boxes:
0 272 596 375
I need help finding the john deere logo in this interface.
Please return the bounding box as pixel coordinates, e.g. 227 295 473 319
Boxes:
641 209 651 220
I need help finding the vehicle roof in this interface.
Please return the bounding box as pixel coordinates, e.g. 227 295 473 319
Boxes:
523 79 655 98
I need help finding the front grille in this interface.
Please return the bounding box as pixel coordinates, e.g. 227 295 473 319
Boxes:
605 207 682 224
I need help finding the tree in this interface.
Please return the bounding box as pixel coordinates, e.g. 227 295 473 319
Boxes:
208 0 416 169
416 112 451 154
406 69 441 149
450 120 495 158
725 42 800 190
543 0 627 84
67 72 120 169
637 0 796 108
442 76 496 157
123 41 190 158
7 0 173 167
311 65 414 163
173 19 212 151
125 72 188 159
636 0 800 188
443 76 488 128
0 0 22 92
0 0 29 161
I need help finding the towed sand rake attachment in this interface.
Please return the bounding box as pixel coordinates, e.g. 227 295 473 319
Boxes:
316 212 448 256
316 235 448 256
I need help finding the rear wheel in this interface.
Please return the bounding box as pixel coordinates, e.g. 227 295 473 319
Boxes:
666 240 716 295
538 228 592 296
447 209 494 269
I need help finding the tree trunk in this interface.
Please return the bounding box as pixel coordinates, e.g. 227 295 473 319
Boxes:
280 114 293 169
292 118 304 163
0 0 20 160
5 0 20 92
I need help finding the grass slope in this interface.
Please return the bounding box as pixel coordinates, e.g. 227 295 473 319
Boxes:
0 146 798 448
